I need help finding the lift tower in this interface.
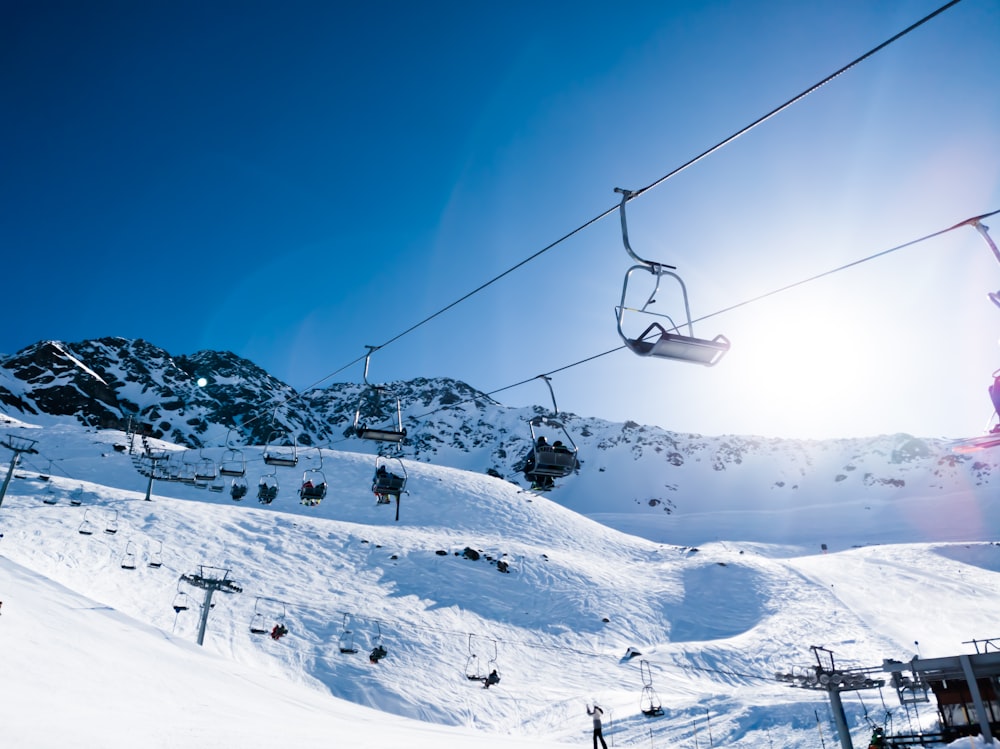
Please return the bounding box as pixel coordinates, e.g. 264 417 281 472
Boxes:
0 434 39 510
179 566 243 646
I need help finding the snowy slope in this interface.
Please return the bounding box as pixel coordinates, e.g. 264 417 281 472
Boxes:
0 413 998 748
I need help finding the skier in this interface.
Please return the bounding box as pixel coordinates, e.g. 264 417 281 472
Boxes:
868 726 886 748
586 704 608 749
482 669 500 689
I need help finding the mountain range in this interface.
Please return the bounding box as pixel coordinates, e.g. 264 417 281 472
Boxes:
1 336 996 549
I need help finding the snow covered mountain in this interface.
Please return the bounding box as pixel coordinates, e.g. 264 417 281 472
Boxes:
1 337 996 549
0 337 998 747
1 409 997 749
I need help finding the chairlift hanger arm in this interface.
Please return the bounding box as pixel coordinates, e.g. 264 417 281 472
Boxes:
614 188 677 271
536 374 559 417
972 220 1000 265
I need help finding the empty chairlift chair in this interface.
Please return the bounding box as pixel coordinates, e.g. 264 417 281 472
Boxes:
219 432 247 477
613 188 730 365
639 660 665 717
263 410 299 467
353 347 407 444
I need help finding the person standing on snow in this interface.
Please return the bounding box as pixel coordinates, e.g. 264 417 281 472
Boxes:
586 704 608 749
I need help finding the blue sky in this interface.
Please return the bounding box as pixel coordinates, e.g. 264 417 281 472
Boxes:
3 0 999 439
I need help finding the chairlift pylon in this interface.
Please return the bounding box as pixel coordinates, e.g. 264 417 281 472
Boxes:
614 188 730 365
353 347 407 443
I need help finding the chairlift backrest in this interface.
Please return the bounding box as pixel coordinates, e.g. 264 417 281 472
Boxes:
219 448 246 477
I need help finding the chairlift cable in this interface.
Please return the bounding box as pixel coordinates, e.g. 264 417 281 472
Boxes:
208 4 957 446
372 0 962 353
626 0 964 204
408 208 999 422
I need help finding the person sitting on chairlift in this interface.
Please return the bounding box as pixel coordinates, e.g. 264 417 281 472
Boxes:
270 623 289 640
482 669 500 689
523 436 554 490
369 644 387 663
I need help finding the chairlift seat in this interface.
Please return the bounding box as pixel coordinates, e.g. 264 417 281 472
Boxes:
263 453 298 467
373 472 405 494
357 425 407 443
625 322 730 366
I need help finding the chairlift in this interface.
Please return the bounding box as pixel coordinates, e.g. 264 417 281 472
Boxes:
639 660 665 717
148 539 163 568
176 452 198 485
485 639 500 681
299 448 328 507
613 188 730 365
368 621 388 663
230 476 249 501
257 470 279 504
121 540 137 570
353 347 407 443
521 376 579 491
78 509 96 536
372 453 407 521
338 613 358 654
193 451 218 482
42 490 58 505
249 597 288 639
263 410 299 466
208 475 225 493
219 431 247 477
465 633 484 681
104 508 119 535
172 582 192 613
69 486 85 506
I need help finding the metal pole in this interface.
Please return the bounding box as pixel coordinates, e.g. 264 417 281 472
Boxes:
828 689 854 749
196 587 216 647
959 653 995 743
0 453 19 509
144 469 155 501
